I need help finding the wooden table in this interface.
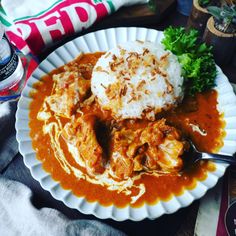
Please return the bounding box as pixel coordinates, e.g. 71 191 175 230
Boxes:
2 3 236 236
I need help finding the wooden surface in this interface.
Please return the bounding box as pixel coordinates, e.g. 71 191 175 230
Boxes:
97 0 176 26
2 3 236 236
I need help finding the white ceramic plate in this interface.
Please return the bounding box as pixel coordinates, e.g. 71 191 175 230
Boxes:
15 27 236 221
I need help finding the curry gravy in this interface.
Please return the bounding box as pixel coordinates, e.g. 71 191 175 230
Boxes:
29 53 225 208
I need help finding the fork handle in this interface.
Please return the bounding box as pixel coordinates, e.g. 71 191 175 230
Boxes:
202 153 236 165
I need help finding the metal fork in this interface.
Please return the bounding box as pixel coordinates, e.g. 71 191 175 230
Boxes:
184 139 236 166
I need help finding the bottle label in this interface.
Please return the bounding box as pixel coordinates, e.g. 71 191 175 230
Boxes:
0 35 19 81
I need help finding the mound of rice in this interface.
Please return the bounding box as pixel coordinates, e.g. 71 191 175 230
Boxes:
91 41 183 120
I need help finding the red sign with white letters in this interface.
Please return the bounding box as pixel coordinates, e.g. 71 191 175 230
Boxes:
5 0 111 55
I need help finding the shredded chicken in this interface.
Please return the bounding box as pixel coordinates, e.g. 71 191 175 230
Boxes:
110 119 184 180
45 71 90 118
62 115 105 175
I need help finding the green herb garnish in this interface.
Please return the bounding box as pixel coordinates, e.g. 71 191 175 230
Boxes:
161 27 217 96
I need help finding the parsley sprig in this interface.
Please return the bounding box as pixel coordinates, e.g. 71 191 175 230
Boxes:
161 27 217 96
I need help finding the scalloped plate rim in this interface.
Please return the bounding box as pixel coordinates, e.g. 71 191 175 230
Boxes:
15 27 236 221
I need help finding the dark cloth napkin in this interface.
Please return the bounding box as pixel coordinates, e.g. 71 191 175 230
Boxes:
0 101 126 236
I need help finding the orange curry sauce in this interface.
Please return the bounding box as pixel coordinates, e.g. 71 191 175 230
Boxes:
29 53 225 208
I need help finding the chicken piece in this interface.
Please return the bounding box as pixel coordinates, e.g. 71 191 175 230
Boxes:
110 119 184 180
110 128 141 179
45 71 90 118
110 152 134 180
141 119 183 172
62 115 105 175
157 139 184 171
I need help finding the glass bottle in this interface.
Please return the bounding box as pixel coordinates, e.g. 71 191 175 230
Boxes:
0 23 24 92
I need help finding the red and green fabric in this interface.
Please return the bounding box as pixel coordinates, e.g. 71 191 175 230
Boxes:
0 0 147 56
